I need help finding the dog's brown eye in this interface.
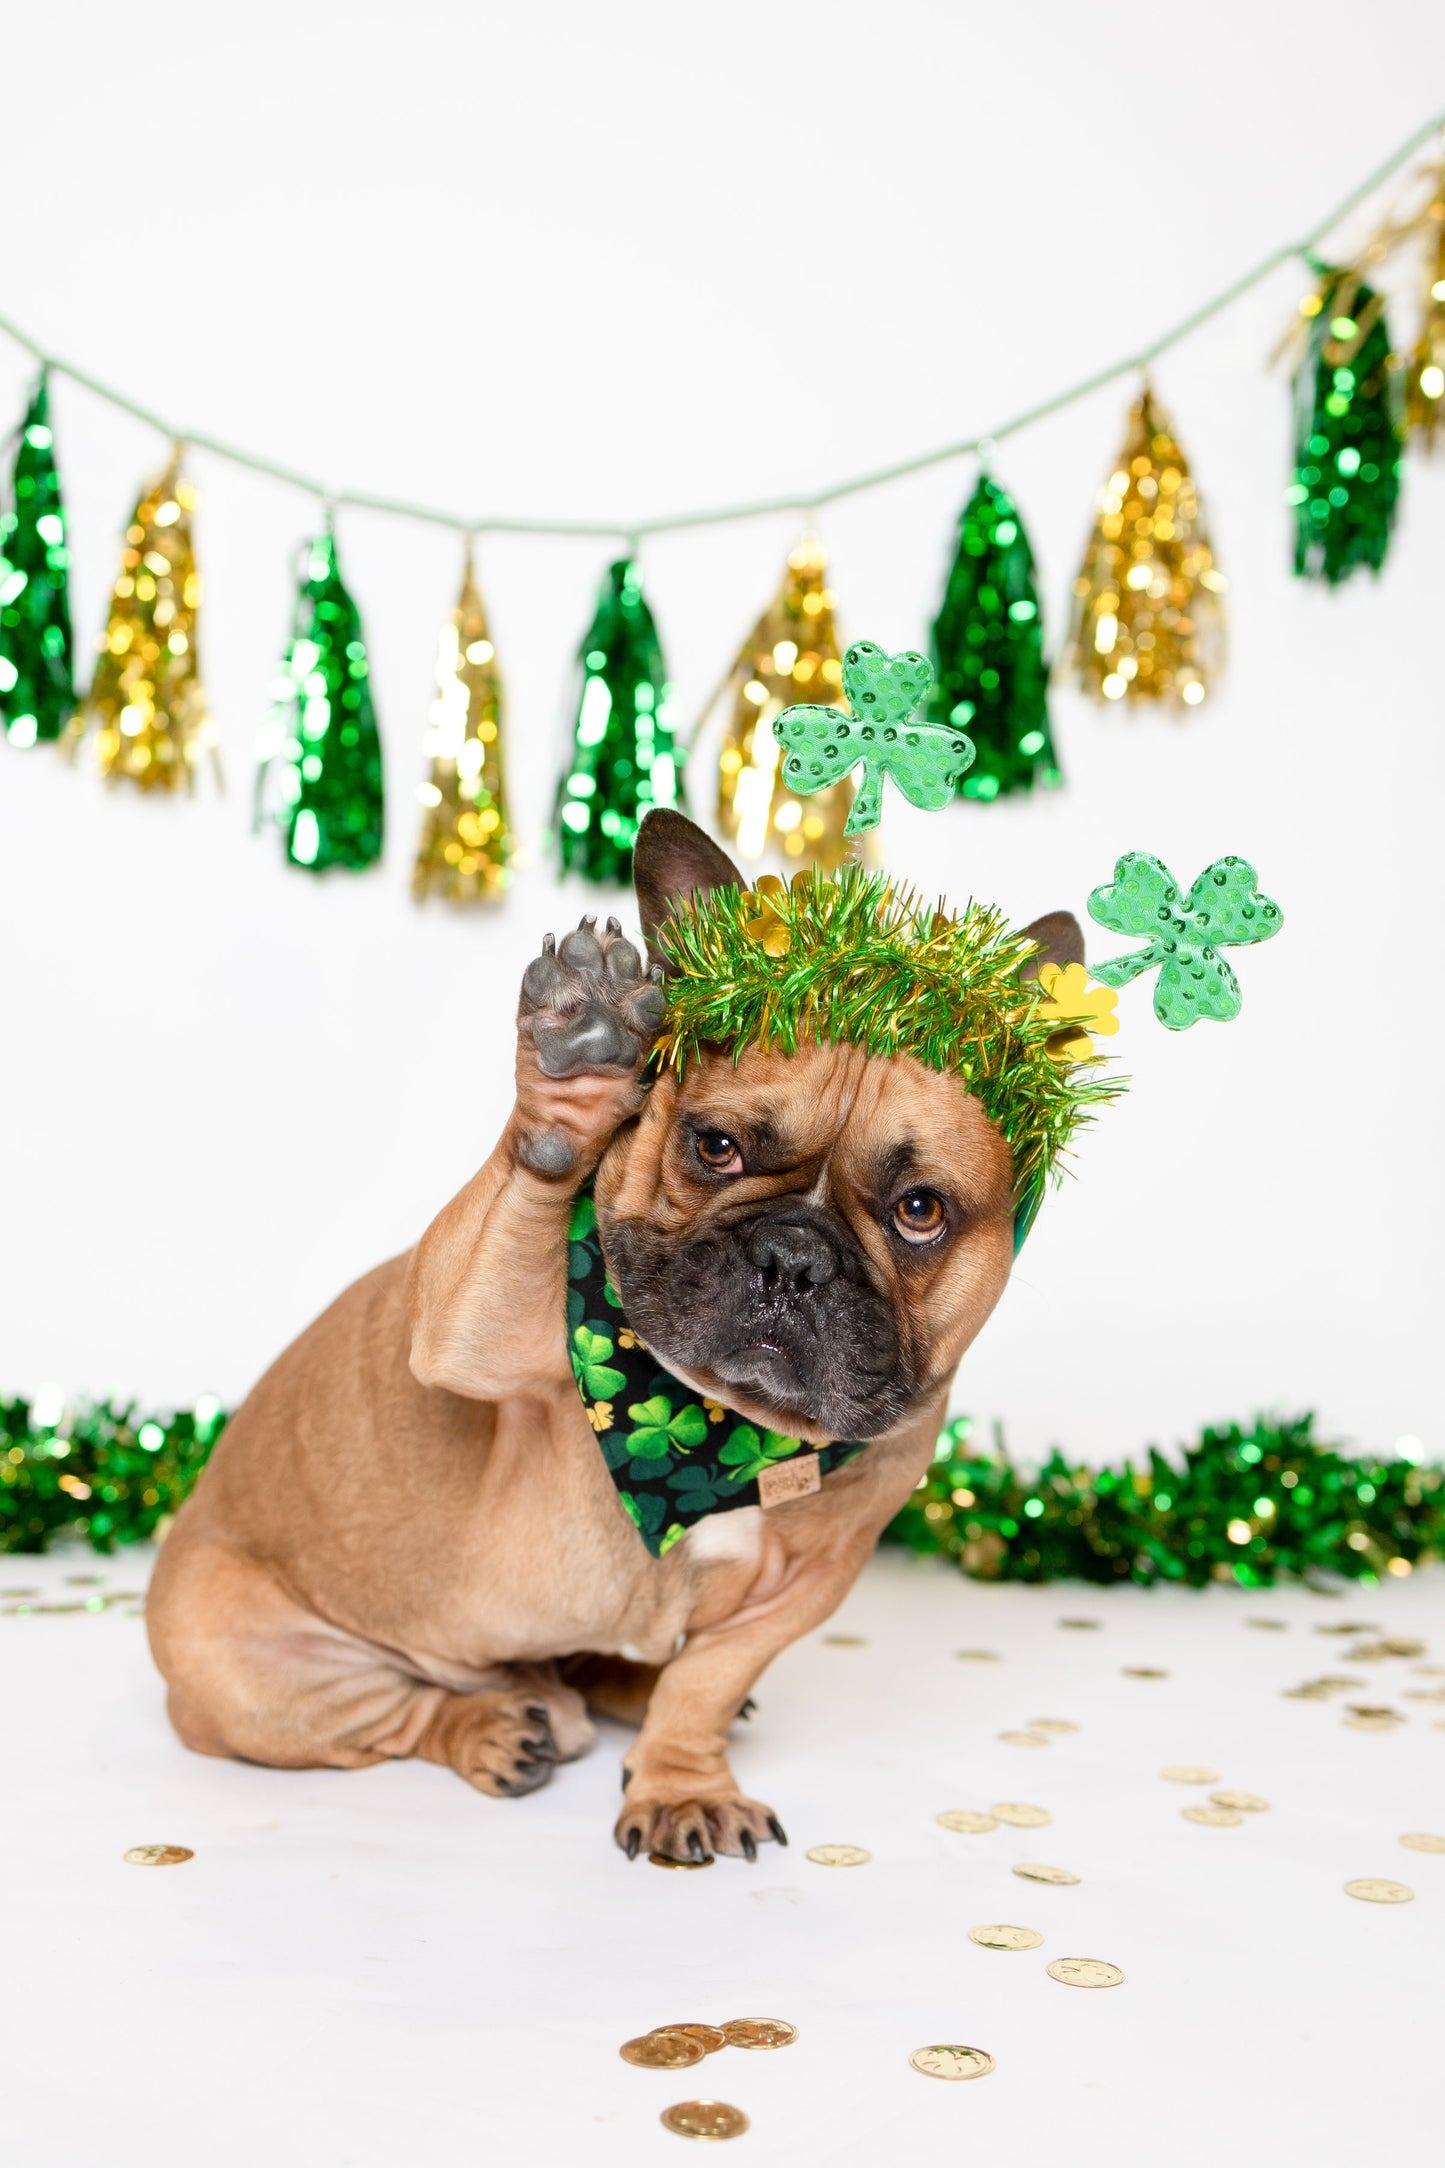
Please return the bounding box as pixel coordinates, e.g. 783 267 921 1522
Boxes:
892 1188 947 1243
695 1130 743 1174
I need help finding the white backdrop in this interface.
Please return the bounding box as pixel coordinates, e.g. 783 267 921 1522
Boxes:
1 0 1441 1465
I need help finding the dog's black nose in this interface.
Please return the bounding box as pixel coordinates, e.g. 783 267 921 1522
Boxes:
745 1214 839 1291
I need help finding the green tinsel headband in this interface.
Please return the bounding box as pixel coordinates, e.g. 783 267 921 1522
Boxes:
653 866 1122 1209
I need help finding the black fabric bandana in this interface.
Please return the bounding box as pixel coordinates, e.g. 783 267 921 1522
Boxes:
565 1185 867 1558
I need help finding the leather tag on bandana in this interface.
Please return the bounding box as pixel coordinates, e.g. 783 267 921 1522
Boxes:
758 1453 823 1508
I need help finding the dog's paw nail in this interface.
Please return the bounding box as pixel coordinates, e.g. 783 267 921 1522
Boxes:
687 1831 707 1863
737 1697 757 1721
605 915 622 935
620 1767 633 1790
525 1703 548 1723
767 1815 789 1847
648 961 666 983
542 931 555 955
740 1829 757 1862
625 1827 641 1860
581 913 597 929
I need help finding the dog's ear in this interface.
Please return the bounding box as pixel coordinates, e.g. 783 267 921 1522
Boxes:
633 810 743 970
1019 910 1085 982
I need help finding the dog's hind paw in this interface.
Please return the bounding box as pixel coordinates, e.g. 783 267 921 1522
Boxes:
519 917 665 1080
614 1790 786 1865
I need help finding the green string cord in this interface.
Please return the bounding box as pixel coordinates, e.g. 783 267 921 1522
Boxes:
0 109 1440 541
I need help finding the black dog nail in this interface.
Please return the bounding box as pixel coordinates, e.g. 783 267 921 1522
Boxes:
620 1768 632 1790
542 932 555 954
767 1815 789 1846
625 1828 641 1860
606 915 621 935
687 1831 705 1862
738 1697 756 1721
740 1830 757 1861
525 1704 549 1723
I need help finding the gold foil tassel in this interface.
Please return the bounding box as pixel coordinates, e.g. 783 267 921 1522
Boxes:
412 553 511 902
1406 166 1445 446
71 451 216 789
1065 387 1226 710
713 537 852 870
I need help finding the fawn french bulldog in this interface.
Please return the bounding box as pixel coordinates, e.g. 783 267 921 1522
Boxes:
147 810 1082 1862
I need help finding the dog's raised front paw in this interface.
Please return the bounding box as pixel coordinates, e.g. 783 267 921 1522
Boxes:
514 917 665 1177
614 1790 787 1864
519 916 665 1079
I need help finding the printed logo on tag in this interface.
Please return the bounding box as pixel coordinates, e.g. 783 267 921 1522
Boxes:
758 1453 823 1508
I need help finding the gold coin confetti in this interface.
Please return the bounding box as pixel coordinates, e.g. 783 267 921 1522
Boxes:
1123 1666 1169 1679
649 1852 716 1870
1404 1688 1445 1703
1344 1878 1414 1904
1047 1957 1125 1989
955 1649 1000 1661
937 1810 998 1835
621 2032 707 2070
1012 1862 1080 1886
1398 1832 1445 1854
721 2018 797 2050
998 1730 1050 1748
1344 1713 1402 1733
1028 1719 1079 1734
990 1801 1052 1828
1210 1791 1270 1813
1160 1765 1219 1785
1058 1618 1101 1630
1414 1663 1445 1677
823 1633 866 1647
1246 1618 1288 1630
123 1844 193 1867
1315 1621 1378 1636
968 1923 1043 1951
1377 1638 1425 1658
660 2100 749 2140
1182 1805 1242 1827
660 2025 728 2054
909 2045 995 2082
805 1844 871 1867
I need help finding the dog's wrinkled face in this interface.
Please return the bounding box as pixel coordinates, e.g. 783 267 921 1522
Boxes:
595 1038 1018 1441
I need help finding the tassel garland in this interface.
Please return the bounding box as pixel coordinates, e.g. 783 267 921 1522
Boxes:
0 374 75 747
714 538 853 868
73 453 215 788
258 528 383 871
929 476 1059 799
1066 388 1226 709
1288 267 1402 583
555 559 681 885
413 557 511 902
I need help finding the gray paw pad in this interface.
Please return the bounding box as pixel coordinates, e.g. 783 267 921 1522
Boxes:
518 1128 578 1177
518 914 664 1078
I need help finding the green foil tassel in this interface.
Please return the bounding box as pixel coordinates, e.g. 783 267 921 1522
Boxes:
0 374 76 746
259 528 384 871
929 475 1059 799
885 1413 1441 1587
555 558 682 885
1290 266 1403 583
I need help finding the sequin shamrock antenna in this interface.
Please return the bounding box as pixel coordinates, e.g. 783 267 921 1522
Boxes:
1087 854 1283 1028
772 641 974 835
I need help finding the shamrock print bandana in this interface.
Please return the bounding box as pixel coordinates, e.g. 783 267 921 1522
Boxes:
565 1186 866 1558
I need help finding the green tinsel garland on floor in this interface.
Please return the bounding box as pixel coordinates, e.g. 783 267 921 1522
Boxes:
887 1414 1442 1587
2 1396 1438 1584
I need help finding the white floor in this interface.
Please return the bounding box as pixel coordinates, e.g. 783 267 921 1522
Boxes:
5 1544 1441 2168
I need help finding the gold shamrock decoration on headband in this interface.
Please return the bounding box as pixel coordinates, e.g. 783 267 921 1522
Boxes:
744 873 793 956
1034 962 1120 1063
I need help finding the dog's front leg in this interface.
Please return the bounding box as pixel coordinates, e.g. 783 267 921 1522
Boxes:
615 1530 877 1864
407 915 664 1399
